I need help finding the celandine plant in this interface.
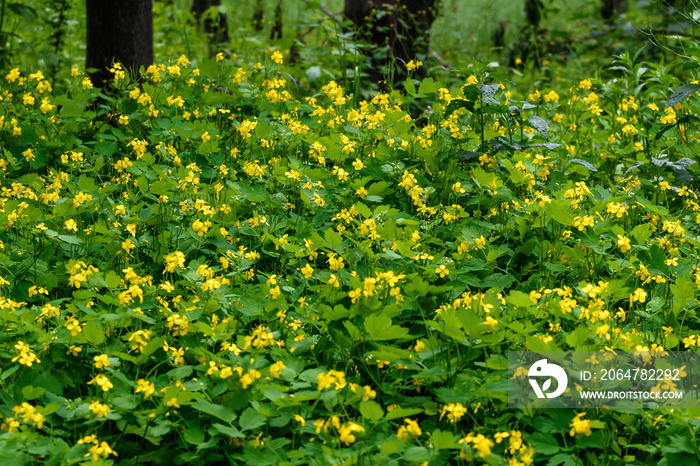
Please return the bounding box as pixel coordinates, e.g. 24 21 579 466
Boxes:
0 49 699 464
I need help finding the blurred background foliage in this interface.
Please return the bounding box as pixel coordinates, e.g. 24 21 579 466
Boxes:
0 0 697 99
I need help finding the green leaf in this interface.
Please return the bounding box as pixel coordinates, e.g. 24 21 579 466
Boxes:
21 385 45 400
631 223 652 243
506 290 534 307
359 401 383 421
57 235 83 244
210 423 245 438
404 78 416 96
431 429 459 449
671 275 695 315
527 115 549 139
418 77 440 94
565 325 590 349
239 407 267 431
82 320 105 345
191 398 237 422
666 84 700 108
365 313 410 341
444 98 475 118
385 407 423 421
527 432 561 455
324 228 343 249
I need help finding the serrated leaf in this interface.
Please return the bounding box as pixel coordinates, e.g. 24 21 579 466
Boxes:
404 78 416 96
666 84 700 108
624 161 645 175
444 99 475 118
506 290 533 307
490 136 522 152
667 157 696 169
239 407 266 431
359 401 383 421
418 77 440 94
455 150 482 162
432 429 459 449
527 142 561 150
569 159 598 172
671 275 695 315
479 83 500 98
527 115 549 139
365 313 409 341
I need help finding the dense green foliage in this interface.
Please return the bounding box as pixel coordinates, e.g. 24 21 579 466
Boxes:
2 1 700 465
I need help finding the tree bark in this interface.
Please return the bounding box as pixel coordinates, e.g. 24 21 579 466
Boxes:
344 0 438 84
191 0 229 45
86 0 153 88
601 0 628 20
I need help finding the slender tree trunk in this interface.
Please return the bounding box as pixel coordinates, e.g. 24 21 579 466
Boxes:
86 0 153 88
191 0 229 45
344 0 438 84
601 0 628 20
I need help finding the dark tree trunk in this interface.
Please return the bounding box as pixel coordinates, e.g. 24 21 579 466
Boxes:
344 0 438 85
601 0 628 20
86 0 153 88
191 0 229 45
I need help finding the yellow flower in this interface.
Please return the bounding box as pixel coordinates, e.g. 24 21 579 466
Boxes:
301 263 314 279
440 403 467 423
85 441 118 462
404 418 422 436
269 361 286 378
65 318 83 336
328 274 340 287
362 385 376 401
135 379 155 398
435 264 450 278
93 354 110 369
40 97 54 113
579 79 592 90
338 422 364 446
317 370 347 391
164 251 186 273
87 374 113 392
406 59 422 71
271 50 284 64
630 288 647 303
216 52 224 62
569 412 593 436
65 219 78 232
617 235 631 253
166 397 180 408
459 433 495 458
88 401 111 418
192 219 211 236
293 414 306 426
11 341 40 367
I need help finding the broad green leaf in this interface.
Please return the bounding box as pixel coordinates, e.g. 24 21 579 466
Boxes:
359 401 383 421
431 429 459 449
545 199 574 226
365 313 410 341
191 398 237 422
